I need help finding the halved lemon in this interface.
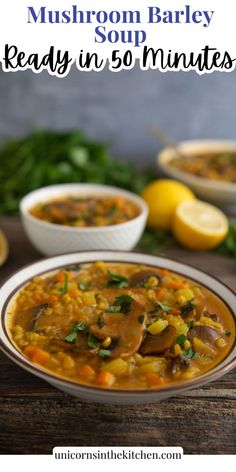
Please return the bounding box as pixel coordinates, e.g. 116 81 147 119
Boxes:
0 229 9 266
172 200 228 250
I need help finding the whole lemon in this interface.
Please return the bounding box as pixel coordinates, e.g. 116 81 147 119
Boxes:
141 179 195 230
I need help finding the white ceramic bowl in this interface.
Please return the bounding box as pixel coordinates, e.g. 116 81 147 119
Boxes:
0 251 235 404
20 184 148 256
157 140 236 206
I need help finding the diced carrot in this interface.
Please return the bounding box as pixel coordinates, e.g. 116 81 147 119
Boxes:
158 269 170 276
23 345 50 365
54 271 65 283
54 271 73 283
32 293 45 303
79 364 96 380
96 371 115 387
49 207 65 223
23 345 37 357
169 308 181 316
32 210 44 220
146 372 165 387
68 288 79 298
31 347 51 365
155 288 165 301
168 281 188 290
46 294 59 304
114 196 125 208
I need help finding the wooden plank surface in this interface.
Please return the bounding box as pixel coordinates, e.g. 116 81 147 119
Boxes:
0 217 236 455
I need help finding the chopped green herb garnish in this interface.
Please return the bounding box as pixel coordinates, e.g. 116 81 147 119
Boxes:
98 349 112 359
79 282 90 291
64 331 78 344
108 204 117 215
107 271 128 289
155 301 173 312
64 264 81 271
176 334 187 347
182 347 200 360
114 294 134 304
73 322 87 332
181 300 196 317
64 321 87 343
114 294 134 314
188 320 195 328
97 316 105 329
138 315 145 324
59 272 69 295
88 334 100 349
215 219 236 260
148 308 159 315
225 331 232 337
105 306 121 313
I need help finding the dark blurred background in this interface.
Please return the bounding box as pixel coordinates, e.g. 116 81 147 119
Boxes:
1 67 236 163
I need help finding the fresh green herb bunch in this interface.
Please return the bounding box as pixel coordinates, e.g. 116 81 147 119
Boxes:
0 130 154 214
215 219 236 259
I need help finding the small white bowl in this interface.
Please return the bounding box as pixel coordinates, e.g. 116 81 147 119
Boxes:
20 184 148 256
157 140 236 206
0 251 235 404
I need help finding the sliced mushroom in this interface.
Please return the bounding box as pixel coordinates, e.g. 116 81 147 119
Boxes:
195 301 206 320
27 304 49 331
129 270 161 288
170 356 190 374
188 325 220 345
50 335 95 355
204 312 220 323
89 300 147 358
139 325 176 355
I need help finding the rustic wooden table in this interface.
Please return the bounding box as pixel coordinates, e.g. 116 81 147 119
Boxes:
0 217 235 455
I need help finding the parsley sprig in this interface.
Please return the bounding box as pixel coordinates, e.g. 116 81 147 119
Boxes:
114 294 134 314
107 271 128 289
64 321 87 344
59 272 69 295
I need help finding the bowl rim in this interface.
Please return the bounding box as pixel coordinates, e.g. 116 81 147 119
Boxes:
0 250 236 398
20 183 148 233
157 139 236 193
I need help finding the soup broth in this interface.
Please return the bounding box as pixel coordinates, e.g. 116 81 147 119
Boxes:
10 262 235 390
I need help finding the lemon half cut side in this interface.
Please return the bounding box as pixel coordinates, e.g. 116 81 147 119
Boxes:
173 200 229 250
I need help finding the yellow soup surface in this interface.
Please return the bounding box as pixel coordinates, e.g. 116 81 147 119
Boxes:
169 151 236 183
9 262 235 390
30 195 140 227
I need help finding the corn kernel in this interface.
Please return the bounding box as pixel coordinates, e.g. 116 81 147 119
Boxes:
134 353 144 365
174 344 183 356
94 261 107 274
193 337 215 356
147 290 156 302
181 367 199 380
102 358 129 375
147 276 159 288
215 337 226 348
62 355 75 369
184 339 191 350
102 337 112 348
96 294 108 310
147 318 168 335
176 288 194 304
82 291 96 306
